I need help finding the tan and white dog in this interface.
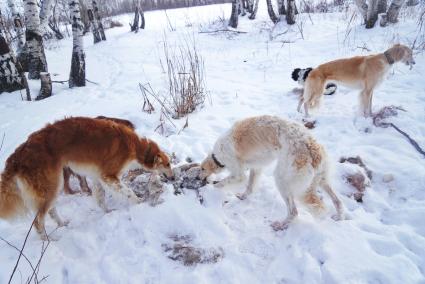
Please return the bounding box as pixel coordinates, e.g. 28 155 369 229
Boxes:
0 117 173 240
200 115 343 230
298 44 415 117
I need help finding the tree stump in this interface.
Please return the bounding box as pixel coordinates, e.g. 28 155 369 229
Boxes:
36 72 52 100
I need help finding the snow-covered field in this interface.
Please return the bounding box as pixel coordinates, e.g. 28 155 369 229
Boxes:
1 3 425 283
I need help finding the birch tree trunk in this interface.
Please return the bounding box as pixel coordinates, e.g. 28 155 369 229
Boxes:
88 9 102 43
278 0 286 15
7 0 25 51
229 0 239 28
140 8 146 29
0 32 26 95
36 72 52 100
23 0 48 79
380 0 406 26
355 0 369 24
93 1 106 41
366 0 379 28
248 0 259 19
39 0 54 39
286 0 296 24
377 0 387 13
69 0 86 87
130 6 140 32
266 0 279 24
8 0 28 70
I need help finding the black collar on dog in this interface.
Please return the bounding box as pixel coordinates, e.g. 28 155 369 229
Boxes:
212 153 225 168
384 51 395 65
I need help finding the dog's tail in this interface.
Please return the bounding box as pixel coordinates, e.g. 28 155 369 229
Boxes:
0 173 26 220
303 73 325 109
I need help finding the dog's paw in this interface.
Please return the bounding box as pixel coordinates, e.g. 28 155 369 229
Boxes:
58 220 70 227
331 213 343 221
236 193 247 200
271 221 290 231
213 181 225 188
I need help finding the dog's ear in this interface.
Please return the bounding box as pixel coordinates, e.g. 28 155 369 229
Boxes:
154 155 163 164
291 68 301 81
302 68 313 81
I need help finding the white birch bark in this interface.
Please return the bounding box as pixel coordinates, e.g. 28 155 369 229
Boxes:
0 32 26 94
366 0 379 28
229 0 239 28
7 0 25 51
355 0 368 23
69 0 86 87
39 0 54 38
88 8 102 43
266 0 279 23
92 1 106 41
23 0 48 79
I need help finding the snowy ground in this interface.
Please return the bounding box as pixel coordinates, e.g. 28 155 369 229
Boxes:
1 3 425 284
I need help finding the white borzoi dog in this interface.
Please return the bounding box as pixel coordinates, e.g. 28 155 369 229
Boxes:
200 115 344 230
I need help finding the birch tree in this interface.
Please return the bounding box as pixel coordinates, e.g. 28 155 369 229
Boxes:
23 0 48 79
229 0 239 28
7 0 27 68
69 0 86 87
0 32 27 95
266 0 279 23
380 0 406 26
39 0 55 38
286 0 296 24
88 8 102 43
248 0 259 20
93 1 106 41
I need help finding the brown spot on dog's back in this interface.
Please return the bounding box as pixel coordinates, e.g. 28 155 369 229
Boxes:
306 138 322 169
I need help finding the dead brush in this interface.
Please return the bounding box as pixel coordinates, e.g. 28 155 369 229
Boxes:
162 36 207 119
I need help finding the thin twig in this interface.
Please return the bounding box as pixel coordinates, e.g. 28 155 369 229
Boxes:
0 237 38 283
0 133 5 153
199 29 248 34
85 79 99 85
388 123 425 158
52 80 68 84
8 216 36 284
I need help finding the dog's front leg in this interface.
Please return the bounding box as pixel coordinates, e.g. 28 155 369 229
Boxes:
237 168 262 200
48 207 69 227
297 98 304 113
303 103 310 117
102 176 141 205
93 182 111 212
214 173 246 188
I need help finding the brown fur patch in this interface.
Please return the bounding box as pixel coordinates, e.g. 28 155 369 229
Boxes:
306 138 322 169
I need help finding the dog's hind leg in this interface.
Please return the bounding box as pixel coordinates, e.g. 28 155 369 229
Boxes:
303 175 325 214
359 88 373 117
237 168 262 200
76 175 91 194
271 193 298 231
48 207 69 227
320 180 343 220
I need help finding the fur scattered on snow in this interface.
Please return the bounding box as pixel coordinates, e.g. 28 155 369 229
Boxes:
124 162 206 205
162 234 224 266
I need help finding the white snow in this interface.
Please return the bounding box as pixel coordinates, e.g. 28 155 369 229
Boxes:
1 3 425 284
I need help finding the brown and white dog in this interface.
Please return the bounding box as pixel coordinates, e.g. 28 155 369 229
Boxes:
298 44 415 117
0 117 173 240
200 115 344 231
63 116 136 195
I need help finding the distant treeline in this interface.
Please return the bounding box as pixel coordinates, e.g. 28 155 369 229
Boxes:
95 0 232 17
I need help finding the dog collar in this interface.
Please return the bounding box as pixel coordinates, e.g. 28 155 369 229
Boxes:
384 51 395 65
212 153 225 168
